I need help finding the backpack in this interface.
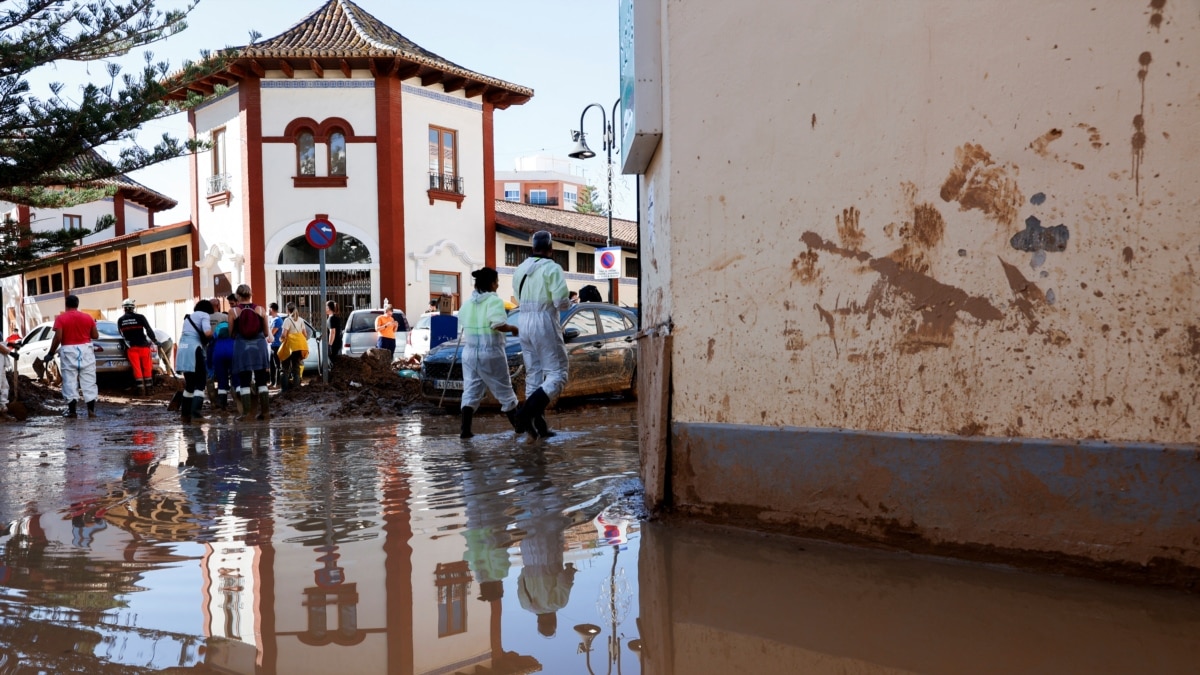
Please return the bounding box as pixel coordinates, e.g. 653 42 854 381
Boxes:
235 305 263 338
214 321 230 340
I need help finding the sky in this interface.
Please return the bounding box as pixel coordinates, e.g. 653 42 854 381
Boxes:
26 0 634 222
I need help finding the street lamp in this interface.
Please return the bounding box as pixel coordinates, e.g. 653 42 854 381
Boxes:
569 99 620 303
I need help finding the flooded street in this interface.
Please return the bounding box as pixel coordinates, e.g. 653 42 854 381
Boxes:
1 401 1198 674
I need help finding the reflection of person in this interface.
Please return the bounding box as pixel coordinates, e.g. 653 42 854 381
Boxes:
375 300 399 361
516 468 577 637
513 231 571 439
177 299 213 424
458 268 521 438
229 284 271 421
43 294 99 418
117 299 160 396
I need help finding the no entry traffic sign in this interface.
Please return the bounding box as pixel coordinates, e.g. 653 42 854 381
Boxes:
305 218 337 250
595 246 621 279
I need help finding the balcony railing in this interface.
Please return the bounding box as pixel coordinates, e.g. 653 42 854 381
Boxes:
428 172 464 195
207 173 230 196
525 195 558 206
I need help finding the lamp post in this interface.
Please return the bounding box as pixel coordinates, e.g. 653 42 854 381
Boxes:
569 99 620 304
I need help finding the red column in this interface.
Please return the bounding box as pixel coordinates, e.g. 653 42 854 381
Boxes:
113 191 126 237
375 75 406 312
240 78 266 298
188 109 201 297
482 103 496 268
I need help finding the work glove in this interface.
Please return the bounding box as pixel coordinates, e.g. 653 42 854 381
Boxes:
9 351 17 361
42 354 54 364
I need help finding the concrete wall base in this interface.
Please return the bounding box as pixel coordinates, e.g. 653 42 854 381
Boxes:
669 423 1200 589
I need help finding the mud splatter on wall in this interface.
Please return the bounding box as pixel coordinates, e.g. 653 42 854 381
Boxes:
1148 0 1166 30
1133 51 1152 197
940 144 1023 226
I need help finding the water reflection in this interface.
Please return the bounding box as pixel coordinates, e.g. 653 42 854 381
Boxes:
0 410 644 673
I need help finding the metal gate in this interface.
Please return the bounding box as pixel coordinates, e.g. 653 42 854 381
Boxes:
275 269 372 328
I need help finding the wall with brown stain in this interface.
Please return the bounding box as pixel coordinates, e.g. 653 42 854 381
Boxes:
643 0 1198 447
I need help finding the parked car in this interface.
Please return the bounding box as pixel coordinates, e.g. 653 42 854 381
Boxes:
419 302 639 408
299 318 322 375
403 312 459 360
15 320 163 381
340 308 410 359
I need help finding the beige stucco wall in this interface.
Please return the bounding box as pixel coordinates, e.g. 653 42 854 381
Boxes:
649 0 1198 444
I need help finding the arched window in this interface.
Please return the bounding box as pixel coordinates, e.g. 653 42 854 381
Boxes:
297 131 316 176
278 233 372 265
329 130 346 176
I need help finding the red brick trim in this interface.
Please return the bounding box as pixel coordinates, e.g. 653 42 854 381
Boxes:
267 116 373 143
188 110 200 298
293 176 348 188
375 74 406 313
120 248 129 303
483 102 496 267
113 192 126 237
240 78 266 298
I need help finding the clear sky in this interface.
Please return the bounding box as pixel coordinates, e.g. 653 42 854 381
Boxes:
27 0 634 222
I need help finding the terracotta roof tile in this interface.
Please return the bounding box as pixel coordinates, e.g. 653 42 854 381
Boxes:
240 0 531 97
495 200 637 249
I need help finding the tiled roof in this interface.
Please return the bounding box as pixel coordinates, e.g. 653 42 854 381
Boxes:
495 200 637 249
57 151 177 211
239 0 531 97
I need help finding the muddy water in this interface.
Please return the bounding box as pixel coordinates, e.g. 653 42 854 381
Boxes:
0 402 1198 674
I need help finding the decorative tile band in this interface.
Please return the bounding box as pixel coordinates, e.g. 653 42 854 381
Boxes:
73 281 123 295
263 80 375 89
401 84 482 112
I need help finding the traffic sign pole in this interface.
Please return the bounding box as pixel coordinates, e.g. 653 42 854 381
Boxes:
305 217 337 384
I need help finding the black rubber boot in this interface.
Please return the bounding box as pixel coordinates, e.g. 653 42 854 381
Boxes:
533 414 556 439
505 407 523 433
519 389 550 440
181 396 192 424
216 393 228 411
460 406 474 438
191 395 204 421
257 392 270 421
63 400 78 418
86 400 96 418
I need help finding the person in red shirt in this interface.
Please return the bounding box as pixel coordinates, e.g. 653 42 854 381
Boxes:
43 294 99 418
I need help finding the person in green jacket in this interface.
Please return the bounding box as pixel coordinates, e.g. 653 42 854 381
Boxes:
457 267 521 438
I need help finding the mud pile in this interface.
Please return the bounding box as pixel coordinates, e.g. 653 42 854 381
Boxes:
3 374 64 418
274 349 424 419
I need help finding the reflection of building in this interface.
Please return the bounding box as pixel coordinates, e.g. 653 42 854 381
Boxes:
164 0 532 323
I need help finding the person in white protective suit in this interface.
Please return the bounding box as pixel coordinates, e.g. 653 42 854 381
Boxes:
43 294 100 418
512 231 571 439
457 267 522 438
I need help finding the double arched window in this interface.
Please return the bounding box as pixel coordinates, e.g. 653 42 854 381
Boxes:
285 118 354 186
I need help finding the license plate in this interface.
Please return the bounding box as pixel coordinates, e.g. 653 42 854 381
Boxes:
433 379 463 390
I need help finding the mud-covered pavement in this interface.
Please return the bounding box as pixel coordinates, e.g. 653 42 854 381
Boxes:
1 381 1199 673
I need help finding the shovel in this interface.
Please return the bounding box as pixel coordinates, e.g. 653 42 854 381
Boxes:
6 355 27 421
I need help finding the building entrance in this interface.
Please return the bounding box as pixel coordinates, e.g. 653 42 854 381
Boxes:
275 269 372 329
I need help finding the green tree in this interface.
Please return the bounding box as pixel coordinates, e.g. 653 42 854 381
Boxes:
0 0 228 277
574 184 605 216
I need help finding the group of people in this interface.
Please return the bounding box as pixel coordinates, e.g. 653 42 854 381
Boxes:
458 229 572 441
176 285 273 424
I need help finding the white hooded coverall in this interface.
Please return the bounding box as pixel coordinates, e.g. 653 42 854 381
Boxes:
0 352 9 408
513 256 570 399
458 290 518 412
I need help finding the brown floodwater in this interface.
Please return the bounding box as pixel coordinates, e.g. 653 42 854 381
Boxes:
0 402 1198 674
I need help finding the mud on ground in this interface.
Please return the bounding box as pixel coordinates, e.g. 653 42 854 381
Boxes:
2 349 426 422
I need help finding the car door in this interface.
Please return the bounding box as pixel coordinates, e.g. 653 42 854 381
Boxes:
16 325 52 377
562 307 602 396
596 308 638 391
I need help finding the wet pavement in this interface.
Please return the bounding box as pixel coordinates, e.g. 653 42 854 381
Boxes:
1 401 1199 674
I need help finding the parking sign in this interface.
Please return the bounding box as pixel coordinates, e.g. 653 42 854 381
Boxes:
595 247 621 279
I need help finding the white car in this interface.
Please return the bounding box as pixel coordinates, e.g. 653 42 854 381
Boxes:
14 320 166 380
